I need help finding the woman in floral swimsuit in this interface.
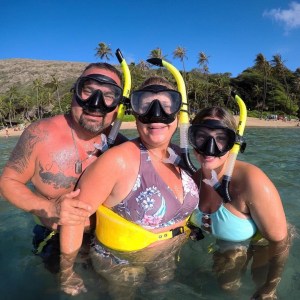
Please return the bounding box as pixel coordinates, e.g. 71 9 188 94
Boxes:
59 76 199 298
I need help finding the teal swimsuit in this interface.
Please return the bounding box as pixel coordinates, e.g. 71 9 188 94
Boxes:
190 204 257 242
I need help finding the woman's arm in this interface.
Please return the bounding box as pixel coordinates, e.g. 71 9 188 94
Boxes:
60 224 86 296
59 143 132 295
250 235 290 300
244 165 290 299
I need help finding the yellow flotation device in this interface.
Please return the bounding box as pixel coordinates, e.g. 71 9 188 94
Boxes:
95 205 190 252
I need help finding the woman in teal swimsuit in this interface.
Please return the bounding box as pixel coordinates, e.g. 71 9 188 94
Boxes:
189 107 291 300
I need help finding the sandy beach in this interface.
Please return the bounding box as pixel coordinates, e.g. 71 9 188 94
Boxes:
0 117 299 138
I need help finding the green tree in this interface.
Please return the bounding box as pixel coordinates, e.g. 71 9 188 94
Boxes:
95 42 113 61
254 53 271 117
0 95 8 125
51 74 63 113
137 60 150 72
271 54 290 115
7 85 18 126
19 95 31 121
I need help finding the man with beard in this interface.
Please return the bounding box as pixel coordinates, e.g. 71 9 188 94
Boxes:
0 63 127 272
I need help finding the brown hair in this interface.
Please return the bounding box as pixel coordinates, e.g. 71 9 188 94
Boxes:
138 76 176 90
82 62 122 83
192 107 237 131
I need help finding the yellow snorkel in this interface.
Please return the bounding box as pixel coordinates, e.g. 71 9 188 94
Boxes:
107 49 132 147
212 91 247 202
147 58 197 174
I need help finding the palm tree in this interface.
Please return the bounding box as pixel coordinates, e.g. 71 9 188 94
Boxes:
254 53 271 117
7 85 18 127
33 78 42 119
137 60 150 72
19 95 31 121
148 48 167 75
197 51 210 106
51 74 63 113
148 48 167 60
173 46 188 81
0 95 8 125
95 42 113 61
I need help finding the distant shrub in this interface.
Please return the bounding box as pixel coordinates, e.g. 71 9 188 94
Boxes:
122 114 136 122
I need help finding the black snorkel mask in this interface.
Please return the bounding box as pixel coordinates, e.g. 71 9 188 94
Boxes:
74 74 123 114
188 119 237 157
130 85 182 124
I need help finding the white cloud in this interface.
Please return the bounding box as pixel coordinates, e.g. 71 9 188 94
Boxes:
263 2 300 31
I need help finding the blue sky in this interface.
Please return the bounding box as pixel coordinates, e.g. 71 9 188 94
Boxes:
1 0 299 77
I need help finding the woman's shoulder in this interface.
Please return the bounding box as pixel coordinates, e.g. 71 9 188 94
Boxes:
234 160 273 188
102 139 139 160
235 160 265 175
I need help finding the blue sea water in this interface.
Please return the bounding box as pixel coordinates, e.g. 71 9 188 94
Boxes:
0 128 299 300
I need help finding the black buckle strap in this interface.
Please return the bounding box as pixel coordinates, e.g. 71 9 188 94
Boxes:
170 226 185 237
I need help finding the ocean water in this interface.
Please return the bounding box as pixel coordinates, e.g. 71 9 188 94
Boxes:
0 127 299 300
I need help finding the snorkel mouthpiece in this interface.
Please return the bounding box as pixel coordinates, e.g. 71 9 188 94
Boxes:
147 58 164 67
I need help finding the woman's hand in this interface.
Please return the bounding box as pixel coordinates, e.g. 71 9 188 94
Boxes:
251 284 278 299
61 270 87 296
60 251 87 296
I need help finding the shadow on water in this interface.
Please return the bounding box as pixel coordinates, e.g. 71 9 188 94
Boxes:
1 128 300 299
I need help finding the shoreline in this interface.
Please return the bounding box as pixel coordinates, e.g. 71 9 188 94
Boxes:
0 117 299 138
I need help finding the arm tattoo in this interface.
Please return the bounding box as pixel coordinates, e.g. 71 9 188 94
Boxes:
6 122 44 173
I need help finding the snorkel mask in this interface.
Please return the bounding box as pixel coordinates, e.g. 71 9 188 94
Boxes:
130 84 182 124
188 119 236 157
195 92 247 203
74 74 123 114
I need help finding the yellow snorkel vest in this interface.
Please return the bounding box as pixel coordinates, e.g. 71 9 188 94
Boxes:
95 206 190 252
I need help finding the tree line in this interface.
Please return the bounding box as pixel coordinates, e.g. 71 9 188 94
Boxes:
1 42 299 127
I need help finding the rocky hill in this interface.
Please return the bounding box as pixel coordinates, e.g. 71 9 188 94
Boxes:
0 58 91 93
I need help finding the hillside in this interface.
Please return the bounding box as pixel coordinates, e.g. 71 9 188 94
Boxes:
0 58 91 93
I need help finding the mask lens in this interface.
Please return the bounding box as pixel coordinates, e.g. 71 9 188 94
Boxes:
131 90 181 116
76 77 122 107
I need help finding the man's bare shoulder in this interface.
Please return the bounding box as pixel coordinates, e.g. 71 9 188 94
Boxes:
24 115 69 140
5 115 69 173
29 114 67 131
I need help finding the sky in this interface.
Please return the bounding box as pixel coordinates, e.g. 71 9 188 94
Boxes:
1 0 299 77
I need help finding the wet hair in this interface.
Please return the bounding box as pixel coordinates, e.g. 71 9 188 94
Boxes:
192 106 237 131
139 76 176 90
82 62 122 83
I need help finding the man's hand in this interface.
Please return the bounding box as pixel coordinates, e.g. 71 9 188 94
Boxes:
53 189 92 225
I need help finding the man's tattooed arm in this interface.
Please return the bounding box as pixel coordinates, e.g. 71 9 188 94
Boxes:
6 122 44 173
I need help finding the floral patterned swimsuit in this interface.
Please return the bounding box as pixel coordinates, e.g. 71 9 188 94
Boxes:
112 142 199 229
